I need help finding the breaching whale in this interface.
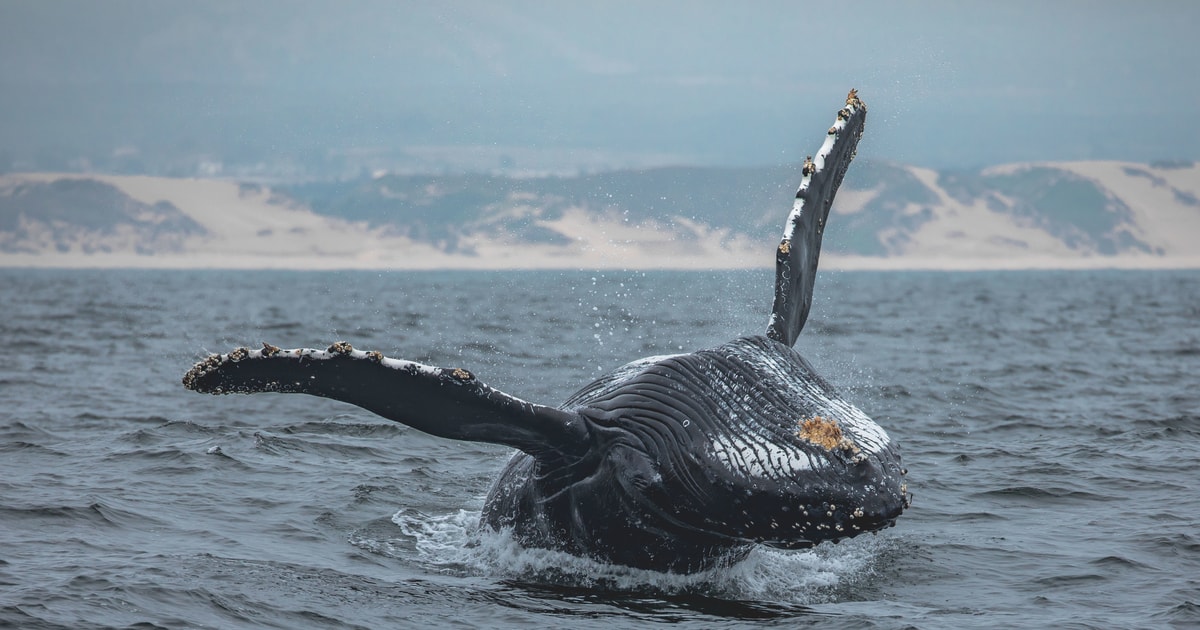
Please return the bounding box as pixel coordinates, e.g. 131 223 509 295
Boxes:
183 90 909 574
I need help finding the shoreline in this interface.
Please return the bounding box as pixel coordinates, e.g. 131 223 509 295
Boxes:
5 169 1200 273
3 253 1198 272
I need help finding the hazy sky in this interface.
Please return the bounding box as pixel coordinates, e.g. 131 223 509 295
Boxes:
1 1 1197 171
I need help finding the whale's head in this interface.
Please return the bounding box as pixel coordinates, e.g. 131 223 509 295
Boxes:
567 337 909 554
596 409 908 554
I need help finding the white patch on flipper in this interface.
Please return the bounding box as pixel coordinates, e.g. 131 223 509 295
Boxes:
780 97 863 241
225 346 442 377
210 345 544 408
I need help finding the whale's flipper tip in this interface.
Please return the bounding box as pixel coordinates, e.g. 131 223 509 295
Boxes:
767 90 867 347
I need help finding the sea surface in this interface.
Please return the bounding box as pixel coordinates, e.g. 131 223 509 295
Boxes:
1 268 1198 629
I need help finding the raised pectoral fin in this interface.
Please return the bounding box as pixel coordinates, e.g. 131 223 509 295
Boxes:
767 90 867 347
183 342 587 457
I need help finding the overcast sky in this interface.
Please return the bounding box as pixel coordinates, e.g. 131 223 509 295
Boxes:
1 1 1196 171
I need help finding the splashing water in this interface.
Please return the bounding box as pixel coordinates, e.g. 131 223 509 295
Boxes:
379 506 892 605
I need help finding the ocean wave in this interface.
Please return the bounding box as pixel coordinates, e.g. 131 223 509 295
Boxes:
0 500 169 529
970 485 1117 504
278 417 408 438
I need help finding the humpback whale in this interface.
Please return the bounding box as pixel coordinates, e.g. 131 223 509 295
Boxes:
183 90 909 574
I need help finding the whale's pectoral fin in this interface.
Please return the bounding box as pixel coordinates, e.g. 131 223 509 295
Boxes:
182 342 588 457
767 89 867 347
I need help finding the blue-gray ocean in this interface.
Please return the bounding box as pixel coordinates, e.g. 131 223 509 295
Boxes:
2 268 1198 629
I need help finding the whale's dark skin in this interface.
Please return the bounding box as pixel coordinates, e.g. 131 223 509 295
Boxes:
183 91 909 574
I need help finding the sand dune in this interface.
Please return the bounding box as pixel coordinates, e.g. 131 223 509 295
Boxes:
2 164 1198 271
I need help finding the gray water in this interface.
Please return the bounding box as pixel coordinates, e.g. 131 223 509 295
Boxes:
1 268 1198 629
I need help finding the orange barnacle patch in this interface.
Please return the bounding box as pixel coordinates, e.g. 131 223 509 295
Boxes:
779 240 791 255
451 368 473 381
797 416 860 453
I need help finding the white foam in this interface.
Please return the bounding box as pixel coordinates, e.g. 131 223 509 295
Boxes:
376 506 891 603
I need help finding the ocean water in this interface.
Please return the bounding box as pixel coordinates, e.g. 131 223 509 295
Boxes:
1 267 1198 629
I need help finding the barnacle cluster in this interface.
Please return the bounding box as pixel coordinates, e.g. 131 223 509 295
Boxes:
797 416 860 454
327 341 354 355
181 354 224 390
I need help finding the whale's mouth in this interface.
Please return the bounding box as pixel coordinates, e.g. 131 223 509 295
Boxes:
759 538 818 550
756 512 901 550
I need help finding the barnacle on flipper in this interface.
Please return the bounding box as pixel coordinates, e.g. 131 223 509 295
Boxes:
327 341 354 355
182 354 224 390
845 88 865 111
261 342 280 357
797 416 860 454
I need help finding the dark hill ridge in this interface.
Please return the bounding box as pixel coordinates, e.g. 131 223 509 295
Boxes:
938 167 1156 256
280 160 1166 258
0 178 204 255
282 165 794 248
281 161 938 256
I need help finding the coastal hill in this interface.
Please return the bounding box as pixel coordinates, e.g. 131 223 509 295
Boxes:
2 160 1198 270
